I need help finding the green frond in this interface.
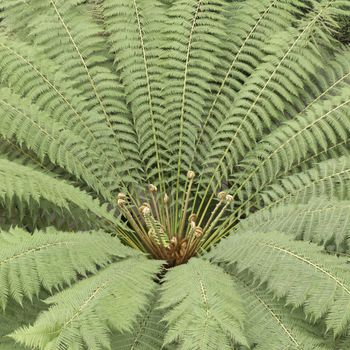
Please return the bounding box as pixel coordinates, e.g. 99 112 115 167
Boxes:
110 293 167 350
22 0 140 181
162 0 227 186
216 155 350 229
0 35 130 191
0 137 58 174
0 158 120 231
232 61 350 203
103 0 168 183
11 257 160 350
238 196 350 253
235 277 338 350
210 231 350 336
195 0 302 164
160 258 247 349
0 298 47 350
0 0 350 347
0 0 46 36
0 136 92 195
0 227 133 308
0 87 114 199
259 156 350 211
293 139 350 174
201 0 347 190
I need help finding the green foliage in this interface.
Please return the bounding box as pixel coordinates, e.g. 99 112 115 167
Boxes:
0 0 349 349
0 299 47 350
235 279 338 350
11 258 160 350
238 196 350 251
209 231 350 336
0 158 121 231
160 258 247 349
0 227 134 309
110 294 167 350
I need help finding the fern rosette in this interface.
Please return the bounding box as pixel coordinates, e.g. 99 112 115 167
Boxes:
0 0 350 349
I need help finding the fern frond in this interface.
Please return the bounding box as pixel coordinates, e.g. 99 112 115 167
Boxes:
259 156 350 211
0 35 132 192
11 257 160 350
0 227 133 308
211 155 350 241
160 258 247 349
238 197 350 253
195 0 302 163
111 293 167 350
201 0 345 190
0 137 57 174
103 0 167 184
0 298 47 350
0 0 350 347
0 158 120 231
210 231 350 335
162 0 227 186
233 66 350 203
234 277 337 350
292 139 350 174
0 88 114 199
0 137 93 196
25 0 139 179
0 0 47 36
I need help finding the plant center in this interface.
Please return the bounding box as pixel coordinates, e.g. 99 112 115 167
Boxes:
117 171 234 266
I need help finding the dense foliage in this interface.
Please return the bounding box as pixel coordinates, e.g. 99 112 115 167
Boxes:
0 0 350 349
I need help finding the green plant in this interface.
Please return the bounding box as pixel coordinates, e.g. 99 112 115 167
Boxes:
0 0 350 348
336 15 350 43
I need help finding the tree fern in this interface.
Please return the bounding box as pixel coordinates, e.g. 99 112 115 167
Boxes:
0 0 350 349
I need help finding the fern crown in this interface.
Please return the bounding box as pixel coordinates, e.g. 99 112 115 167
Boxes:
0 0 350 349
